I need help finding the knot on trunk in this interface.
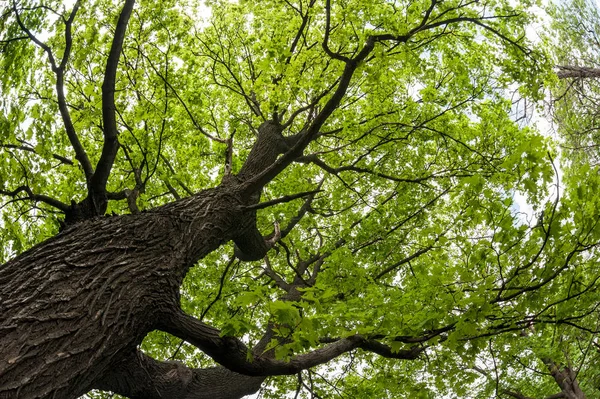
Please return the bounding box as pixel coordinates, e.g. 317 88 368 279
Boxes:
61 195 107 229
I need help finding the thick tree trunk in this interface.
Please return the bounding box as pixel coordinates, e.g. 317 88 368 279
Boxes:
0 184 253 398
0 120 296 398
2 14 377 393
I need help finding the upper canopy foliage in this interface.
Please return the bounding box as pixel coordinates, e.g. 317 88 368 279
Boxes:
2 0 600 397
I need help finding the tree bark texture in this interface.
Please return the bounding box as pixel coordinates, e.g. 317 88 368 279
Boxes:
0 122 285 399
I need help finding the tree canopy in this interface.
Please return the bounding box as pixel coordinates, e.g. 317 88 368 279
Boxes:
1 0 599 398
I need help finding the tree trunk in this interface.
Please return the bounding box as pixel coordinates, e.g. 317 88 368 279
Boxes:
541 358 587 399
0 184 249 398
0 121 292 399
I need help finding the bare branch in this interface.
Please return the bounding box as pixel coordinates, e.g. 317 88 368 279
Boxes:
264 255 292 291
139 49 227 143
92 0 136 197
13 0 93 180
200 257 237 320
0 35 28 45
322 0 351 62
0 143 74 166
242 189 322 211
373 245 436 281
12 1 58 70
0 185 69 212
280 179 323 239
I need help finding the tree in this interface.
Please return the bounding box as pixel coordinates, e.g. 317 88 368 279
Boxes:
1 0 598 398
550 0 600 167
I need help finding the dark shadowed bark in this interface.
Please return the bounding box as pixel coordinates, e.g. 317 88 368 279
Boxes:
0 179 254 398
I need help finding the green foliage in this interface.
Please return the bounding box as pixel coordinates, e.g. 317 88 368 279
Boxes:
3 0 600 398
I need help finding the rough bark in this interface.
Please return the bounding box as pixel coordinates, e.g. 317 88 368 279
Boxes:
0 121 284 399
0 3 456 393
0 115 427 398
0 185 245 398
94 350 265 399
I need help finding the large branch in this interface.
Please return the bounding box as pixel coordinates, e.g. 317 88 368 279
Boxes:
543 359 587 399
160 308 423 377
94 349 265 399
557 66 600 79
240 39 379 195
91 0 136 198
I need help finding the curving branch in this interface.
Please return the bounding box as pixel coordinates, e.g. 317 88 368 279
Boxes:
0 35 28 45
0 143 74 166
279 179 323 239
161 309 423 377
373 245 437 281
298 154 446 186
139 49 228 144
241 4 529 196
322 0 351 63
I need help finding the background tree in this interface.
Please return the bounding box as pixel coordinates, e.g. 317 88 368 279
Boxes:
1 0 597 398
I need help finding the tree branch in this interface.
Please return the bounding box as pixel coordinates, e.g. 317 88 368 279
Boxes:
161 309 422 377
322 0 351 62
0 185 69 212
139 49 227 143
13 0 93 180
242 189 322 211
279 180 323 239
0 143 74 166
373 245 436 281
92 0 136 198
241 36 381 195
241 7 526 195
